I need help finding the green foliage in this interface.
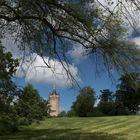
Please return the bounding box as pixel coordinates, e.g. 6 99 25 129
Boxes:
92 107 104 117
15 84 48 124
112 102 130 115
0 43 20 134
58 111 67 117
0 108 19 135
116 73 140 114
96 73 140 116
0 0 140 76
0 43 49 135
71 86 96 117
99 89 113 102
0 42 19 114
98 89 114 116
0 44 19 81
67 73 140 117
97 89 129 116
67 109 77 117
0 118 18 136
98 102 113 115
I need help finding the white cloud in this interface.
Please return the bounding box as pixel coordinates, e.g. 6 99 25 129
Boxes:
97 0 118 11
16 53 81 87
133 37 140 48
2 36 31 60
94 99 100 107
2 37 22 58
68 44 87 63
2 37 81 87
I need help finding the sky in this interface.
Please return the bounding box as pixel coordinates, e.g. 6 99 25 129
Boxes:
13 56 119 111
3 37 125 111
2 0 140 111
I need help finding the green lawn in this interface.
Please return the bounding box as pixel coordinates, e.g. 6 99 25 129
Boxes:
0 116 140 140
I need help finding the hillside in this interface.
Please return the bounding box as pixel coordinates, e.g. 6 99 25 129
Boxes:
1 116 140 140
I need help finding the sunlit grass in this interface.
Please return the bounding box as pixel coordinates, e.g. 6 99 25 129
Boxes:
0 116 140 140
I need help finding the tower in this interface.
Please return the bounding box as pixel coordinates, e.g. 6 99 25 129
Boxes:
49 89 60 116
49 58 60 116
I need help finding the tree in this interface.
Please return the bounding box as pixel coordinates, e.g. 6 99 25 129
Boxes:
15 84 48 124
99 89 114 102
58 110 67 117
67 110 77 117
115 73 140 114
0 42 19 114
98 89 114 115
0 42 19 134
0 0 140 83
71 86 96 117
98 89 130 116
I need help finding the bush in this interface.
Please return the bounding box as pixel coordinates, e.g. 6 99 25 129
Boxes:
17 117 33 125
58 111 67 117
0 117 18 135
67 110 77 117
92 108 105 117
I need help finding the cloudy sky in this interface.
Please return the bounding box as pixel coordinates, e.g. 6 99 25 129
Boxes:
2 0 140 111
3 34 140 111
2 36 119 111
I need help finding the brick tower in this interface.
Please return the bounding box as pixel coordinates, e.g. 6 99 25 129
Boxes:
49 89 60 116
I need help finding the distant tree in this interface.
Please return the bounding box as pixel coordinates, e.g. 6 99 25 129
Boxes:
99 89 114 102
112 102 130 115
67 109 77 117
15 84 48 124
58 111 67 117
115 73 140 114
71 87 96 117
98 89 114 115
98 89 130 116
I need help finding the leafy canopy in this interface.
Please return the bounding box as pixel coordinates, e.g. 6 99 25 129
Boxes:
0 0 140 82
0 42 19 114
116 73 140 113
71 86 96 117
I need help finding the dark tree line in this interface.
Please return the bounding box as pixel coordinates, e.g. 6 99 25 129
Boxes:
97 73 140 116
65 73 140 117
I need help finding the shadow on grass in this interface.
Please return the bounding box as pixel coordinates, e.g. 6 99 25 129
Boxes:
0 128 123 140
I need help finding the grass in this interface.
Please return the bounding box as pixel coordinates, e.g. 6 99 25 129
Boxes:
0 116 140 140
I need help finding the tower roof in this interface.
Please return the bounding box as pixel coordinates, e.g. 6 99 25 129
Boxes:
50 89 59 95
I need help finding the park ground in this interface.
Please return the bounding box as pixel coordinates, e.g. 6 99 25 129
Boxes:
0 116 140 140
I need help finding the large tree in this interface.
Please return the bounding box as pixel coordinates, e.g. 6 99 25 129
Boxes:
99 89 114 102
71 86 96 117
0 42 19 134
115 73 140 114
0 42 19 114
98 89 114 115
15 84 48 124
0 0 140 83
98 89 129 116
